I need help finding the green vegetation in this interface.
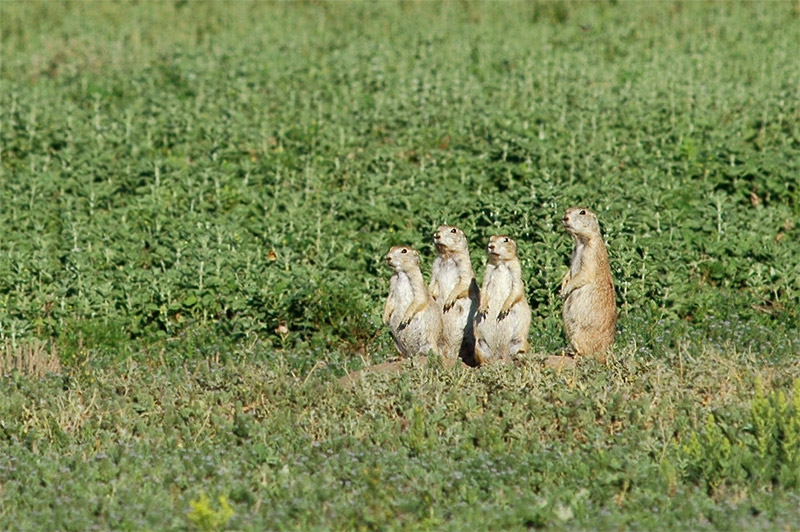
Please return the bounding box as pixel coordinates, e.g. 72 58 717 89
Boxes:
1 1 799 529
187 493 235 532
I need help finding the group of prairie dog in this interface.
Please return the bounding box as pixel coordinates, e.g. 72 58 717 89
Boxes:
383 207 617 366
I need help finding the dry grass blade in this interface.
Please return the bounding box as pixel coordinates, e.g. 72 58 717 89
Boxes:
1 338 61 377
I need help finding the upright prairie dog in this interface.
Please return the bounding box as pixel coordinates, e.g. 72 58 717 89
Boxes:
383 246 443 358
429 225 479 365
560 207 617 358
473 235 531 365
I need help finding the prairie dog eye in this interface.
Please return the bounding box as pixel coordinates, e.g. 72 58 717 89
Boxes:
579 209 586 215
450 228 457 233
401 248 407 254
503 237 509 242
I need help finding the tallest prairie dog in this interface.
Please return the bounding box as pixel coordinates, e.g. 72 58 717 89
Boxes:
560 207 617 357
429 225 479 365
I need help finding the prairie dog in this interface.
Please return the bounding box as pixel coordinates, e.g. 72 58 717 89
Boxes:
429 225 479 365
383 246 443 357
560 207 617 358
473 235 531 365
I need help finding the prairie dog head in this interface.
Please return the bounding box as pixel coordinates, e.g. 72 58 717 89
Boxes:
385 246 421 272
433 225 468 256
562 207 601 239
486 235 518 265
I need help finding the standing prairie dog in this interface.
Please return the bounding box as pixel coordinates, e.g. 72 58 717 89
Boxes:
383 246 443 358
429 225 479 365
560 207 617 358
473 235 531 365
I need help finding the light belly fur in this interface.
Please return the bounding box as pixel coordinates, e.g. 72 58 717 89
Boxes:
475 265 513 354
433 258 473 358
570 242 584 277
388 272 436 356
389 273 414 328
433 259 460 296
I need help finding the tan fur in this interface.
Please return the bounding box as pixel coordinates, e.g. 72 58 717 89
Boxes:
383 246 443 357
473 235 531 365
429 225 479 366
560 207 617 358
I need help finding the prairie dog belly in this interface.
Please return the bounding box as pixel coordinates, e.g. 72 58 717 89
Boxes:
570 241 584 277
393 305 439 357
562 280 616 355
433 259 461 297
474 265 514 357
388 273 414 329
481 265 512 319
475 303 529 361
564 285 594 324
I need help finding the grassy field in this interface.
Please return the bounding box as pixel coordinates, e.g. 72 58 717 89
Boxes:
1 1 800 529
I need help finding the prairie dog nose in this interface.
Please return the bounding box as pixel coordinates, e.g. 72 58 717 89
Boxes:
563 215 570 223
